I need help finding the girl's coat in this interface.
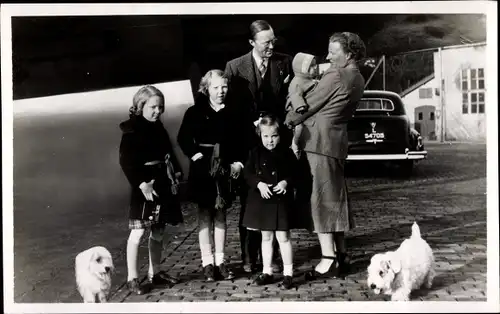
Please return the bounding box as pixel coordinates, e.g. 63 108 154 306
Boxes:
242 144 298 231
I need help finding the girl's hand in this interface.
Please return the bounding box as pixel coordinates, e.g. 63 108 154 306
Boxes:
272 180 288 194
139 179 158 201
257 182 274 199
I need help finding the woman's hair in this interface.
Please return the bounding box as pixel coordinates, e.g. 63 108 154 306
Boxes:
256 114 281 137
249 19 272 40
198 69 228 96
329 32 366 61
130 85 165 116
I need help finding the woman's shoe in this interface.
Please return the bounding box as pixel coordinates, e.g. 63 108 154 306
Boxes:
336 252 351 279
304 256 339 281
148 271 179 286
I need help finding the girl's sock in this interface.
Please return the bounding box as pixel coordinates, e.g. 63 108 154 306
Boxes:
215 253 225 266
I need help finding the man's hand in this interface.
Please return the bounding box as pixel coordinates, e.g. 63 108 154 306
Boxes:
191 152 203 161
230 162 243 179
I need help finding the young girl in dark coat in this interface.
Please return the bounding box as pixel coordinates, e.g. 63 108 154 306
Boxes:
242 114 298 289
119 85 183 295
177 69 248 282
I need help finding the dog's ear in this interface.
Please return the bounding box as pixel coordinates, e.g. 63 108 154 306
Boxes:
89 250 99 267
386 252 402 274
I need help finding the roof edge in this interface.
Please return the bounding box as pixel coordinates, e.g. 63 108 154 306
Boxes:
399 73 436 98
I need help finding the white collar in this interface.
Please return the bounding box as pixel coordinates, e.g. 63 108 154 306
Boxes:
209 99 225 112
252 49 268 67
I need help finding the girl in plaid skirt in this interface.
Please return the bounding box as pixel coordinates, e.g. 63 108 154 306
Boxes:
119 85 183 295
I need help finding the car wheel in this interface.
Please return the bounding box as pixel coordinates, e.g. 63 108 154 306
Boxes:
398 160 413 177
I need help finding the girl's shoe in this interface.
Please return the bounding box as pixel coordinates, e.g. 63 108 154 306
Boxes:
304 256 339 281
127 278 149 295
281 276 294 290
254 273 274 286
203 264 215 282
216 263 235 280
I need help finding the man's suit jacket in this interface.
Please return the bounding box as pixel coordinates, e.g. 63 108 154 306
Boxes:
298 60 365 160
224 51 293 123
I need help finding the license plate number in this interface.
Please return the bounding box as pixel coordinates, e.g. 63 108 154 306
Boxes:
364 132 385 139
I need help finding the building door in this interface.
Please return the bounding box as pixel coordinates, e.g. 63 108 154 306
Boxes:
415 105 436 140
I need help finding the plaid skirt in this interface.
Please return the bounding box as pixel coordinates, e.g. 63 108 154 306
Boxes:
128 219 164 230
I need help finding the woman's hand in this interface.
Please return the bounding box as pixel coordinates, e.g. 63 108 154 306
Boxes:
230 162 243 179
273 180 288 195
139 179 158 201
257 182 274 199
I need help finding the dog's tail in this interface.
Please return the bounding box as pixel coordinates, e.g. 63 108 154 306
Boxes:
411 222 421 238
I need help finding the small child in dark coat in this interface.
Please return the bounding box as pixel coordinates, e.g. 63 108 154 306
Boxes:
242 114 298 290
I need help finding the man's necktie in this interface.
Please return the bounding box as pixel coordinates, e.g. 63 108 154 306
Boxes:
259 59 267 78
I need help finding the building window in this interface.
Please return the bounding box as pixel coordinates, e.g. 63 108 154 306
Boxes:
462 92 468 114
461 67 485 115
419 88 433 99
478 68 485 89
461 69 468 90
430 112 435 120
418 112 423 120
479 92 485 113
471 69 477 90
471 93 478 113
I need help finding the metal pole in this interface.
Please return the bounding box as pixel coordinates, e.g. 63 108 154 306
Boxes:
439 47 445 143
382 55 386 90
364 57 384 89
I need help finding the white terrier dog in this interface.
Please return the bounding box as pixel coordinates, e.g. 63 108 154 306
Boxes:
75 246 114 303
367 222 435 301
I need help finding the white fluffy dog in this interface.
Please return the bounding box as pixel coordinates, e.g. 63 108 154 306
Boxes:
75 246 114 303
367 222 435 301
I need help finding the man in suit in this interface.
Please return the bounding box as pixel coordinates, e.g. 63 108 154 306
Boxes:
224 20 293 274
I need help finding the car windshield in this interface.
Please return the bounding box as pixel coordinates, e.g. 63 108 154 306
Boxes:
356 98 395 111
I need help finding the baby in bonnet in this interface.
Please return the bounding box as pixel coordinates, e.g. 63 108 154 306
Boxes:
284 52 321 158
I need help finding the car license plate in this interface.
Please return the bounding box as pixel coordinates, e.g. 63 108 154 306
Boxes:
364 132 385 144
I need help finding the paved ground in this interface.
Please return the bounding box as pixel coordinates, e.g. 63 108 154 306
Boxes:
13 142 488 303
110 142 488 302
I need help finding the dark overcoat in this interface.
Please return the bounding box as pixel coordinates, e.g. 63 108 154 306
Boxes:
242 143 298 231
119 115 183 225
176 93 249 209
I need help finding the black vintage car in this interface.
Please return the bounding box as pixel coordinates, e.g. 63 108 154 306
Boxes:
346 90 427 176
